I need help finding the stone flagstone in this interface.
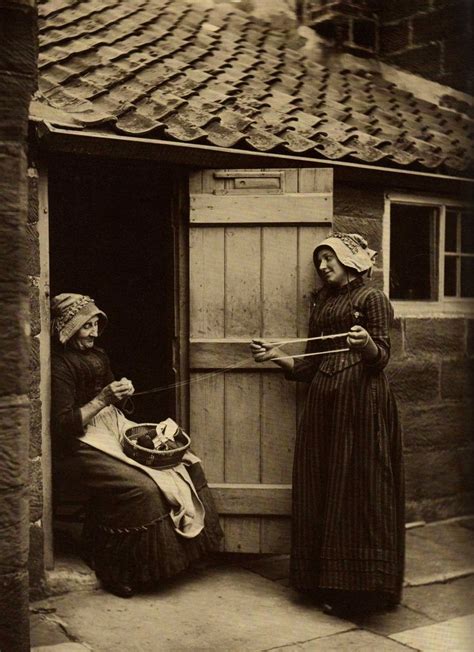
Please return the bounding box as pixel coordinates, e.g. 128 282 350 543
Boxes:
32 567 353 652
390 614 474 652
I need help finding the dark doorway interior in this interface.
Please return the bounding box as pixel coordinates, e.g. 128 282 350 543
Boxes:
49 154 177 423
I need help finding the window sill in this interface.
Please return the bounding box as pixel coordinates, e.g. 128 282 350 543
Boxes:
392 300 474 318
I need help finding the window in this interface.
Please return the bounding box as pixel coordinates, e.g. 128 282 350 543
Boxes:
385 195 474 314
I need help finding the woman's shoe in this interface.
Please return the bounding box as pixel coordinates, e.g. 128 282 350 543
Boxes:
100 578 135 598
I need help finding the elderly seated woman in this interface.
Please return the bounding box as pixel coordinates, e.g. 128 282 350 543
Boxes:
51 293 222 598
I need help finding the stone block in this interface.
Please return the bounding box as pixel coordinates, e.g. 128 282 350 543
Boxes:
403 574 474 622
0 517 29 572
0 294 29 396
29 397 42 458
0 487 29 537
443 35 474 73
0 570 30 652
0 217 28 278
405 318 465 357
352 18 376 50
439 71 473 94
0 403 29 489
0 142 27 213
0 71 33 141
28 522 44 589
406 492 474 522
380 0 430 21
333 214 383 262
29 334 41 399
405 447 474 501
0 6 37 73
29 457 43 522
29 279 41 337
380 20 409 54
369 267 384 291
333 184 384 221
467 319 474 356
412 4 470 44
401 401 472 450
390 43 442 78
27 169 39 224
390 317 404 359
387 359 439 402
441 359 473 400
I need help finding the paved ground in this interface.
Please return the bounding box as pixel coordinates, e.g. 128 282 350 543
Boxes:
30 517 474 651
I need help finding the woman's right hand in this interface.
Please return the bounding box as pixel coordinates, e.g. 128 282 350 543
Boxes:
98 377 135 405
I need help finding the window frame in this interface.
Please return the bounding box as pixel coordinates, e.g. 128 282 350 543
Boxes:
383 192 474 317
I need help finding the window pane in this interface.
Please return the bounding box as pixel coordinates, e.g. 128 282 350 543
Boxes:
390 204 438 300
461 257 474 297
445 210 457 252
461 212 474 254
444 256 457 296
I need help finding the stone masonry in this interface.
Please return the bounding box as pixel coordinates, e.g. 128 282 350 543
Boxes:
0 1 38 651
334 181 474 522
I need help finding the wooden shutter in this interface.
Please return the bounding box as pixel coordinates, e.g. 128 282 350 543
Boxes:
189 168 333 552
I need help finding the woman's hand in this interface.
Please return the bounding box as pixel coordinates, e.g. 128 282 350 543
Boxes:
250 339 294 373
347 326 379 362
347 325 370 350
250 339 284 363
98 377 135 405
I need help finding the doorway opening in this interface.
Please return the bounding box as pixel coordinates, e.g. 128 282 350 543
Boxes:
48 153 178 558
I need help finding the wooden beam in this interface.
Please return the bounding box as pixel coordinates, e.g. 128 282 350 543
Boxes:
190 193 332 224
190 339 306 369
209 484 292 515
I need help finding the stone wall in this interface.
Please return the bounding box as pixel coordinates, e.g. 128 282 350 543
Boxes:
0 1 37 650
333 181 474 522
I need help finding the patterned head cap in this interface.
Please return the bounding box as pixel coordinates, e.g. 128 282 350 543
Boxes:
51 293 107 344
313 232 377 275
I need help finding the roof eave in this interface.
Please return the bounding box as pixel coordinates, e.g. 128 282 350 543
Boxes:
34 120 474 185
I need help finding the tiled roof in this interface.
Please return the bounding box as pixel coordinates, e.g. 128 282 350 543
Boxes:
34 0 474 175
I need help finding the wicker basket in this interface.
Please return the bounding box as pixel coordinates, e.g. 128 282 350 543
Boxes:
122 423 191 469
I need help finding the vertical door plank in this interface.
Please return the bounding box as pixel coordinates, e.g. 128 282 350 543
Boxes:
299 167 333 193
262 226 298 339
189 374 225 483
38 164 54 569
261 518 291 554
225 373 261 483
202 169 225 193
224 517 261 552
190 228 225 338
225 227 261 337
261 373 296 484
284 169 298 192
297 225 328 337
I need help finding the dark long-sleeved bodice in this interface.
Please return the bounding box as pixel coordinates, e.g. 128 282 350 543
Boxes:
51 345 114 455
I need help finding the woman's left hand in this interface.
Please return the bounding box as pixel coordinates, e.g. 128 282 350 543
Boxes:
347 325 370 350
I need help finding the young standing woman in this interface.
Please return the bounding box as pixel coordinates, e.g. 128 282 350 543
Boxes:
251 233 404 616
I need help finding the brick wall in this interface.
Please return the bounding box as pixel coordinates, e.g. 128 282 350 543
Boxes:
379 0 473 94
333 181 474 522
0 1 37 650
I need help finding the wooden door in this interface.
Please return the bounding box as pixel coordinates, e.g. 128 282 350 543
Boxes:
189 168 333 553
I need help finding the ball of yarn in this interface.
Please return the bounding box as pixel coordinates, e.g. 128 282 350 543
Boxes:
136 434 155 449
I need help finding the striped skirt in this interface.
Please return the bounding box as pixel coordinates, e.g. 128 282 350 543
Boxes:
290 363 405 605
